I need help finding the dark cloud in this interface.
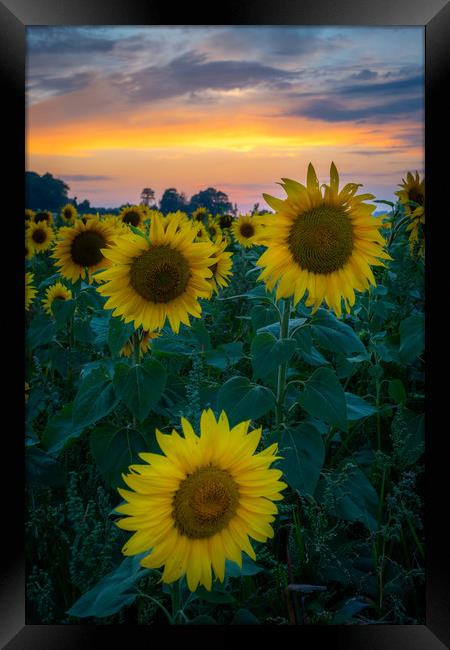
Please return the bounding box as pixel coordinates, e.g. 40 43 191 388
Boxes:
339 75 423 97
28 72 95 97
62 175 114 182
289 96 423 123
27 27 116 55
349 69 378 81
111 50 297 102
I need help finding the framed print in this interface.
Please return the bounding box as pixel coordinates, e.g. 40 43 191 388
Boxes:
2 0 449 647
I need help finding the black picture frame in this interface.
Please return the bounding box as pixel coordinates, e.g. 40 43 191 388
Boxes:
4 0 449 647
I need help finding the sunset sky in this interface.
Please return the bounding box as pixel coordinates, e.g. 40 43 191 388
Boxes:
26 26 424 213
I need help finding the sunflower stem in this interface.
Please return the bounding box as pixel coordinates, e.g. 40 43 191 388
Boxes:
387 215 410 248
276 297 292 427
132 329 141 366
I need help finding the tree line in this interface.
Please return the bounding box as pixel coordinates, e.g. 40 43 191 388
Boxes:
25 171 237 216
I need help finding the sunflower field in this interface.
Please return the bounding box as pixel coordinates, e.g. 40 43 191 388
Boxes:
25 164 425 626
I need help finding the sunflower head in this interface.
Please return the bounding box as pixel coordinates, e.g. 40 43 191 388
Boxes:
42 281 73 316
208 235 233 295
27 220 55 253
115 409 286 591
25 238 35 261
257 162 391 317
119 206 146 229
192 207 209 222
231 214 262 248
52 218 117 283
25 209 35 222
218 214 234 230
33 210 53 225
96 212 216 334
25 272 37 311
61 203 78 224
405 205 425 258
395 171 425 214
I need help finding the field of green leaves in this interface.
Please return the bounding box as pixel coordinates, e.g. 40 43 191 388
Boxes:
25 169 425 626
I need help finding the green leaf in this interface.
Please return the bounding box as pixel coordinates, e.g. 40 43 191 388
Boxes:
298 367 348 431
73 367 119 428
311 309 366 355
25 388 47 424
41 403 84 456
388 379 407 404
108 317 134 357
225 554 263 578
67 554 150 618
279 423 325 496
345 393 377 421
51 298 76 330
250 304 279 331
26 446 65 487
204 342 244 370
194 586 235 604
26 314 56 349
331 598 370 624
113 358 167 422
188 615 218 625
251 332 297 379
317 465 379 531
399 313 424 362
257 317 307 337
231 608 261 625
73 318 93 344
217 376 276 427
89 423 154 489
91 314 111 347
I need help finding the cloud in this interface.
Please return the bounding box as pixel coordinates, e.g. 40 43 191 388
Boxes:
339 74 423 97
28 72 95 97
61 174 114 182
289 96 423 123
111 50 297 102
27 27 116 55
349 69 378 80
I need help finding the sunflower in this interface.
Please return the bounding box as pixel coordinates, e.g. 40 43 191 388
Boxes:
231 214 263 248
96 212 216 334
33 210 53 225
208 236 233 294
193 222 209 242
192 207 209 222
41 281 73 316
119 206 146 229
60 203 77 224
27 221 55 253
115 409 286 592
120 329 160 359
395 171 424 215
206 218 222 243
52 218 117 283
25 272 37 311
25 209 35 222
25 238 35 261
218 214 234 230
257 162 391 317
405 206 425 258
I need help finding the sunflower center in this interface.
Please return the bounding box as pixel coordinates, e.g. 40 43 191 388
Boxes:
32 228 47 244
70 230 106 267
63 208 72 219
288 204 354 274
130 245 190 303
219 215 233 229
240 223 255 238
34 212 50 223
409 188 424 206
122 211 141 226
173 466 239 538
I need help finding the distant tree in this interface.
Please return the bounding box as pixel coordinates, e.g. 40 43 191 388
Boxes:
26 171 70 212
140 187 155 207
160 188 187 214
77 199 91 214
189 187 232 216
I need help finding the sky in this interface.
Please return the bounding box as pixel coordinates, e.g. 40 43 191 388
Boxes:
26 26 424 213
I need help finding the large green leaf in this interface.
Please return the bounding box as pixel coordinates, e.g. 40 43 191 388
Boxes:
67 554 150 618
225 554 264 578
204 342 244 371
91 314 111 347
345 393 377 421
311 309 366 356
113 358 167 422
317 465 379 531
298 367 348 431
26 314 56 349
26 445 65 487
399 313 424 363
41 402 84 456
280 423 325 496
231 609 261 625
73 366 119 428
89 423 154 489
108 317 134 357
251 332 297 379
51 298 76 330
217 376 276 427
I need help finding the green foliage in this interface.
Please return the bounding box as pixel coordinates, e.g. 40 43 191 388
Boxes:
251 332 297 379
279 422 325 496
113 358 167 422
217 376 276 426
298 367 348 431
